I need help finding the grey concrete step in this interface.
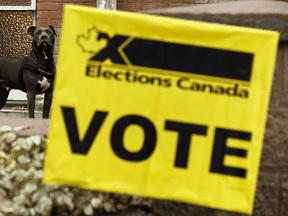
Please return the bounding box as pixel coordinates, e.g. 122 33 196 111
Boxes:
0 109 42 119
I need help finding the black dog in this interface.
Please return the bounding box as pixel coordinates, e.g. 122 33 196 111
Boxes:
0 25 56 118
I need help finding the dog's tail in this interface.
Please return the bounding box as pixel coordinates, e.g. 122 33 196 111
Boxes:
0 87 9 110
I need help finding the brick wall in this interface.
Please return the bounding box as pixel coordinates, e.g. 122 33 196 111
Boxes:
117 0 191 12
36 0 97 60
117 0 224 12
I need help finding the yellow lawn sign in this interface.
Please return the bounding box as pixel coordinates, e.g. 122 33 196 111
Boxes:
43 4 279 214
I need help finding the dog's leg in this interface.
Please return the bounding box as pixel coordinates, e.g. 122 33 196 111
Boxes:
0 87 10 109
27 91 36 118
0 87 9 110
43 89 53 118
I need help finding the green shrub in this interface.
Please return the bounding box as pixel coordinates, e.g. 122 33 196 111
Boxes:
0 126 151 216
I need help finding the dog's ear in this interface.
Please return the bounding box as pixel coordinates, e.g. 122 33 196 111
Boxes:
27 26 36 36
49 25 57 36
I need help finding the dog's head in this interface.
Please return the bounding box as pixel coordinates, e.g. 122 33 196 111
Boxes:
27 25 57 48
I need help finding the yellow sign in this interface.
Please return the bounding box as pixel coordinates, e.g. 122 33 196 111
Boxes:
43 4 279 214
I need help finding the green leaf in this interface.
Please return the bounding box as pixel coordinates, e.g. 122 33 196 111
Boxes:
35 195 53 214
90 197 102 208
83 204 93 215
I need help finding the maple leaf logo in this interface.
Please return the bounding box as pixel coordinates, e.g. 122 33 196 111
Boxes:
76 26 108 55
